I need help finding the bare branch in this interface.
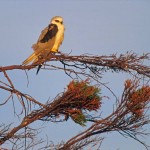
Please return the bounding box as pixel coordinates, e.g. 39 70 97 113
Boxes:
0 52 149 78
0 52 150 149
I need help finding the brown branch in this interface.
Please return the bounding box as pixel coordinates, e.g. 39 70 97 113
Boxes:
2 70 15 88
1 79 149 149
0 85 45 108
59 79 150 150
55 52 150 78
0 80 101 145
0 65 35 72
0 52 150 149
0 52 149 78
0 68 45 109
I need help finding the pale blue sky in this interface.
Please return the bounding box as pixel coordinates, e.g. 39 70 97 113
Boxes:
0 1 150 150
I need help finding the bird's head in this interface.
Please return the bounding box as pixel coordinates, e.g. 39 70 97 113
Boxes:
51 16 63 25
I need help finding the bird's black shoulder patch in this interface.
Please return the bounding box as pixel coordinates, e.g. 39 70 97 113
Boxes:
40 24 58 43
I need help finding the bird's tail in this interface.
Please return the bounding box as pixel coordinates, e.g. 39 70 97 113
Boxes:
22 52 38 65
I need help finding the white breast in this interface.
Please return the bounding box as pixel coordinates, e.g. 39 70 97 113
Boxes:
51 24 65 52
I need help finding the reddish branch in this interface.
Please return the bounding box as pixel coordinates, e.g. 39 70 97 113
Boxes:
0 80 101 145
0 52 150 149
0 52 149 78
59 79 150 150
0 79 150 149
0 70 45 108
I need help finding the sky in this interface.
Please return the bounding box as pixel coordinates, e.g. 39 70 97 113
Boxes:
0 1 150 150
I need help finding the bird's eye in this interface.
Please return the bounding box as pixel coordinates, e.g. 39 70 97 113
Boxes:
55 20 59 23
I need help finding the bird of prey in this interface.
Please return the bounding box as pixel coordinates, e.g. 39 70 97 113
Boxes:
22 16 65 73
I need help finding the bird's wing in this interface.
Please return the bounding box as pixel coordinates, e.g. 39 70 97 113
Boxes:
37 26 49 42
39 24 58 43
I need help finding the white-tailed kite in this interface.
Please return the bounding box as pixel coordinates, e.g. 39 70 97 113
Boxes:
22 16 65 73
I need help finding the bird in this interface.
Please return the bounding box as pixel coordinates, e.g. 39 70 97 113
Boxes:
22 16 65 74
